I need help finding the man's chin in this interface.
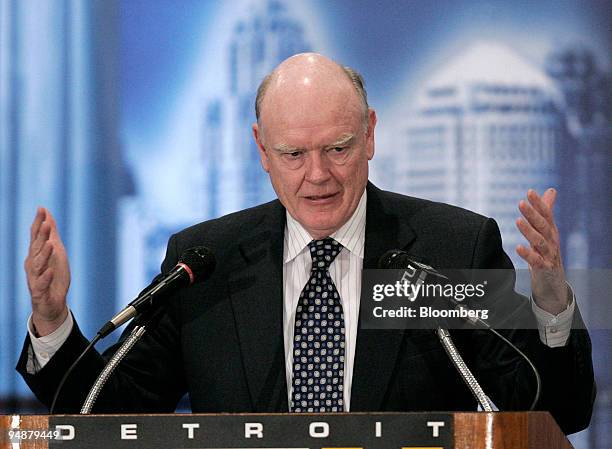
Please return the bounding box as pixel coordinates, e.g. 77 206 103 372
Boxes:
302 218 344 239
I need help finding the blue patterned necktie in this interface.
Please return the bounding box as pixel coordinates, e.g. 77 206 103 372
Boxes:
290 238 345 412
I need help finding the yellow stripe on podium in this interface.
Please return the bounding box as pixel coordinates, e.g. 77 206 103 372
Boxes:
401 447 444 449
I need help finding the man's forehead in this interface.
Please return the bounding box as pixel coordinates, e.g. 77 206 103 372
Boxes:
262 105 361 141
260 87 362 132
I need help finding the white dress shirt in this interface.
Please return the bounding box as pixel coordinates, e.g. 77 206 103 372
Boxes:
283 190 367 411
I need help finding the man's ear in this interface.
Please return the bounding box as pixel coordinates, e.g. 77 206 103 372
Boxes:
252 122 270 173
366 108 377 160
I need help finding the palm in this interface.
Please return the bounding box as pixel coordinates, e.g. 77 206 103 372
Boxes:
516 188 568 314
25 208 71 332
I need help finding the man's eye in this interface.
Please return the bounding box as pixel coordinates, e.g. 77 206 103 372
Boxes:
284 151 302 159
330 147 347 154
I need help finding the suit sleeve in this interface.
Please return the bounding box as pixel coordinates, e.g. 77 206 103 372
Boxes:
16 234 188 413
465 218 595 434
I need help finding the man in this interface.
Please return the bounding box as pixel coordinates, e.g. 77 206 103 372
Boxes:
18 53 594 433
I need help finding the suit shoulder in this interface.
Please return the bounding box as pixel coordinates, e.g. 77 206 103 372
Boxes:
373 187 505 268
169 199 282 251
377 188 490 231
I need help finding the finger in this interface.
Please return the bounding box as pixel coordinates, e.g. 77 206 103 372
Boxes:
29 221 52 258
45 210 65 246
30 207 46 242
45 209 58 232
516 217 551 258
527 189 554 225
30 242 53 276
516 244 546 269
541 187 557 212
519 199 553 240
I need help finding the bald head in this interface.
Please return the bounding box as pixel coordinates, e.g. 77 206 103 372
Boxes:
251 53 377 239
255 53 369 129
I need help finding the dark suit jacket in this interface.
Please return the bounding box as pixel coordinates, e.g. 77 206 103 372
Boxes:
17 183 595 434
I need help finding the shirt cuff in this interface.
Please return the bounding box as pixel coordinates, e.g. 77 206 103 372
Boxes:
26 310 74 373
531 283 575 348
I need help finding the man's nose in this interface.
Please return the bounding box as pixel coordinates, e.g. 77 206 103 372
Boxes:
304 151 332 183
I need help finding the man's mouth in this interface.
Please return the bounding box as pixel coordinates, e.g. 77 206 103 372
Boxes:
304 192 339 202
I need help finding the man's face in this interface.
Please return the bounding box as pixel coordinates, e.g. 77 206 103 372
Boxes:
253 85 376 239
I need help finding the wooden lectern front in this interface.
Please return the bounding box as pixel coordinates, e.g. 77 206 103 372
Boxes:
0 411 572 449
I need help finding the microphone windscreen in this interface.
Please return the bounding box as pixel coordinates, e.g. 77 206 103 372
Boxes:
179 246 216 281
378 249 412 269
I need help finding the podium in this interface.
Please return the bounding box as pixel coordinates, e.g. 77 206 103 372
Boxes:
1 412 572 448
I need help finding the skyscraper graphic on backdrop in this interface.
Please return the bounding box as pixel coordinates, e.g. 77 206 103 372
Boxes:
546 46 612 270
202 0 310 218
0 0 124 405
396 43 565 267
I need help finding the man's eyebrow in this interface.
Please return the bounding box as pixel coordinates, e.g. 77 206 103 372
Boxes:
272 133 355 153
272 143 301 153
327 133 355 147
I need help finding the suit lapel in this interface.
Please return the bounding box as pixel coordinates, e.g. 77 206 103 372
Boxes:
227 201 289 412
351 183 417 411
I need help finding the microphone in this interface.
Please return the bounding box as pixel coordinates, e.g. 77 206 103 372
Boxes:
378 249 440 274
50 246 216 413
378 249 488 328
97 246 216 338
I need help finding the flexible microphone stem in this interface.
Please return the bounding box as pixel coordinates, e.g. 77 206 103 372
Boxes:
80 304 169 413
436 327 494 411
447 302 542 411
81 326 147 414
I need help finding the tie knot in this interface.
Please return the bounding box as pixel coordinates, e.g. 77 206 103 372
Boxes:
308 238 343 270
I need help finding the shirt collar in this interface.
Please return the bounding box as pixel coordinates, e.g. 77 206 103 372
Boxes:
284 189 367 263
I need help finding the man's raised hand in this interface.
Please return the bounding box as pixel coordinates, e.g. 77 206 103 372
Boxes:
516 188 569 315
24 207 70 336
